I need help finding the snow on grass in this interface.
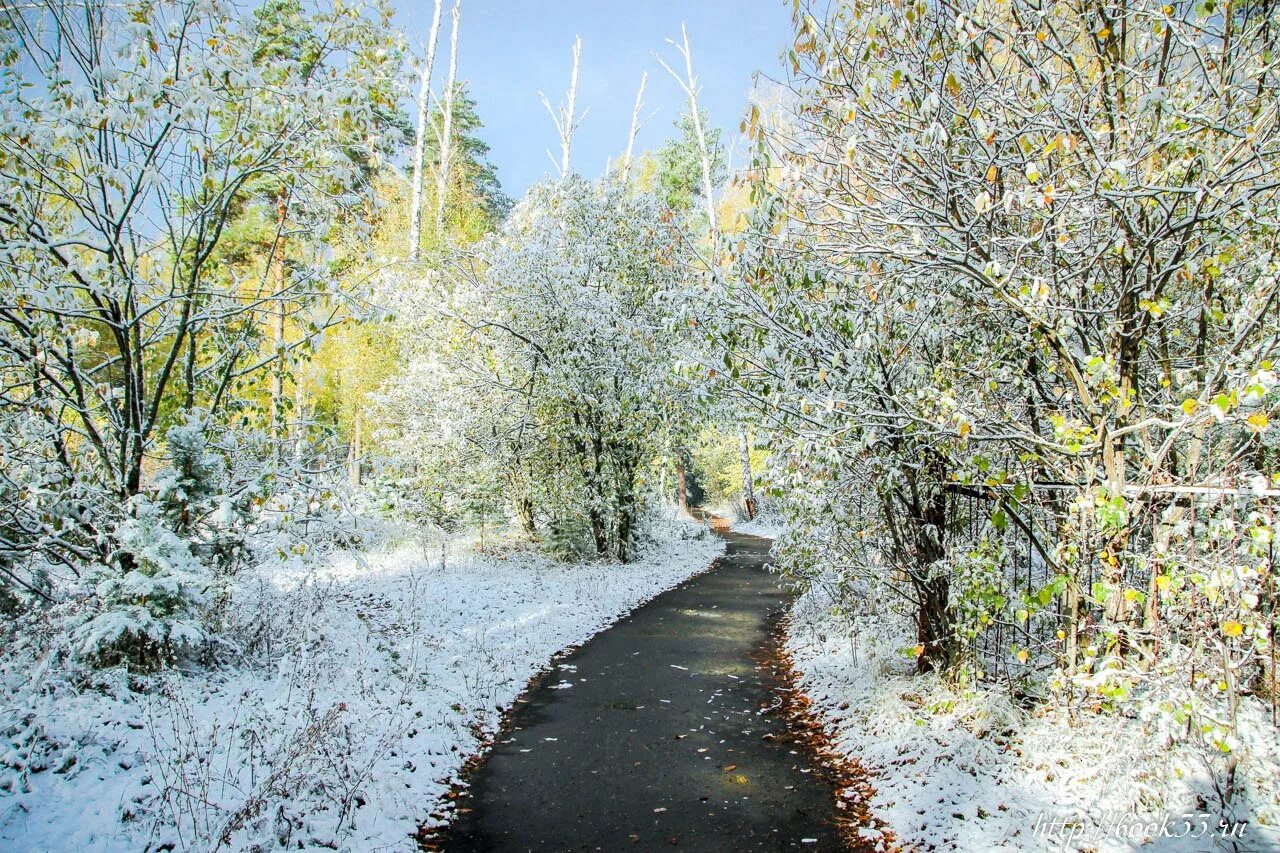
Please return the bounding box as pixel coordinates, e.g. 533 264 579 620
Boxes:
733 518 787 540
0 518 723 851
705 501 788 540
787 572 1280 852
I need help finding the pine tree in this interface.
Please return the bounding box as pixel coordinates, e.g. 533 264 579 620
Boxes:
423 84 510 240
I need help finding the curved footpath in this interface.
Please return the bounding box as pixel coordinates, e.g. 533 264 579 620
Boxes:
436 531 852 851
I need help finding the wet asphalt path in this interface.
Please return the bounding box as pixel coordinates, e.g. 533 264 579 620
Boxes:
440 532 846 852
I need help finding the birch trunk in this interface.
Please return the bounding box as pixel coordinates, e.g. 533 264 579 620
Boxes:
434 0 461 237
407 0 443 263
620 72 647 182
739 430 756 520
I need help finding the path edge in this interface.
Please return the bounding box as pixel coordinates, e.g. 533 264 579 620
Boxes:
415 538 728 849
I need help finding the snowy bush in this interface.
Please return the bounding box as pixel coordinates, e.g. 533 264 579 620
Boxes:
75 506 212 671
73 413 261 671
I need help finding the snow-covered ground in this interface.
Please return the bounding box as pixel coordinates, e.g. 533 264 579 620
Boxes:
787 574 1280 852
707 501 787 540
0 519 723 851
733 517 787 539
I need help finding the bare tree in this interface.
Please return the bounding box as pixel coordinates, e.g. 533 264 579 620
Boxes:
657 24 717 233
540 37 584 178
407 0 445 262
433 0 462 237
620 72 648 183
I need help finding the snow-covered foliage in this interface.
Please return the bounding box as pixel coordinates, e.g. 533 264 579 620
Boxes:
67 413 256 670
717 0 1280 832
0 515 722 850
0 0 405 599
378 176 701 562
789 571 1280 850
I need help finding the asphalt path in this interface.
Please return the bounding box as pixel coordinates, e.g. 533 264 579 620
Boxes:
440 531 847 852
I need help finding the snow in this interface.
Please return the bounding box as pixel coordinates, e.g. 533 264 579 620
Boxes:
0 519 723 851
733 518 787 540
786 570 1280 852
709 501 787 540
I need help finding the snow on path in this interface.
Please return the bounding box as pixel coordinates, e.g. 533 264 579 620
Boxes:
0 524 724 852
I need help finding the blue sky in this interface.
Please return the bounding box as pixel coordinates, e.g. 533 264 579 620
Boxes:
393 0 793 198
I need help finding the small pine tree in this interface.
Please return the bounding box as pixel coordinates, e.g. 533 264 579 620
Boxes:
75 412 259 670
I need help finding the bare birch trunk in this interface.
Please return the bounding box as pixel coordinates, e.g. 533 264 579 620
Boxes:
434 0 461 237
407 0 443 263
739 430 756 520
540 37 582 178
620 72 647 182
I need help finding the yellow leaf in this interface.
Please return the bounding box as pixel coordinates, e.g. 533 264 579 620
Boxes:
1222 621 1244 638
985 164 997 182
1246 412 1269 432
1181 399 1198 416
1017 649 1029 663
912 644 924 658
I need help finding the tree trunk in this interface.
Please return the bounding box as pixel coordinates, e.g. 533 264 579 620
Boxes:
677 460 688 512
613 454 638 563
515 495 535 535
434 0 460 236
271 195 288 464
588 506 608 558
407 0 443 263
347 411 362 486
914 574 953 674
739 430 756 520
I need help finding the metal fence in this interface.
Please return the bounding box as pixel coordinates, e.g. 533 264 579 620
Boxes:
949 484 1276 687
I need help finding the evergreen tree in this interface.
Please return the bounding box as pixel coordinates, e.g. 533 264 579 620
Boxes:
425 83 510 237
654 110 725 213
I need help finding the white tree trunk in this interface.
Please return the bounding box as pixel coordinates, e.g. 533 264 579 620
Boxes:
739 430 756 520
540 37 582 178
348 411 362 486
434 0 461 237
621 72 647 182
659 24 717 232
407 0 444 263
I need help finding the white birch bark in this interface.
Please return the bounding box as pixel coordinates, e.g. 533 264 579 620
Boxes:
540 37 583 178
407 0 443 262
434 0 461 237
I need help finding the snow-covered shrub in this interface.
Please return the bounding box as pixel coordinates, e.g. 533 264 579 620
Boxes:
75 412 260 671
634 499 711 550
154 410 260 578
74 504 212 671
